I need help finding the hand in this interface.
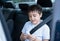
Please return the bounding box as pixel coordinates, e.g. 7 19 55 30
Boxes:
27 34 36 41
20 33 28 41
23 34 28 39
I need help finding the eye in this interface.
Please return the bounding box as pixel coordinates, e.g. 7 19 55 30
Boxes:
33 14 36 17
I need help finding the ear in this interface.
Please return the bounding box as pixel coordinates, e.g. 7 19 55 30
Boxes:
40 13 42 18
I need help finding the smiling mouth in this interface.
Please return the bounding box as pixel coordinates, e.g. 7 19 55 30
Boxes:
31 20 35 22
31 21 36 23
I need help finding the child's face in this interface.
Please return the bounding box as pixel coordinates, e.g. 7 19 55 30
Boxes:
28 11 42 25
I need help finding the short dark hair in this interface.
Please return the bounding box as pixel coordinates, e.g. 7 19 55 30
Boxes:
28 4 42 14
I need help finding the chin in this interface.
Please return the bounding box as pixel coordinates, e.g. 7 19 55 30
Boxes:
32 22 37 25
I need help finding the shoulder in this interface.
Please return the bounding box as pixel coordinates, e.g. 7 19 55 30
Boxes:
22 21 31 32
25 21 31 24
43 24 49 28
24 21 31 26
42 24 50 31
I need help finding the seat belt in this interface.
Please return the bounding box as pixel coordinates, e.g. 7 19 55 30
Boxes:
30 14 52 34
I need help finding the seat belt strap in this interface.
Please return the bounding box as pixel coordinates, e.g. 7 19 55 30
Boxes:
30 14 52 34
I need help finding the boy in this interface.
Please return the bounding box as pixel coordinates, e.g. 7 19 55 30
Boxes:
20 4 50 41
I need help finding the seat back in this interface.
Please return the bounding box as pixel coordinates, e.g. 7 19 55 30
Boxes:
7 19 14 34
37 0 52 7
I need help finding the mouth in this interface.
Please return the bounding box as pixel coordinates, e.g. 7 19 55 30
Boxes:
31 21 37 24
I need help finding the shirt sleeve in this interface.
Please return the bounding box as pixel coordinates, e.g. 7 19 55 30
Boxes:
22 22 27 34
42 24 50 39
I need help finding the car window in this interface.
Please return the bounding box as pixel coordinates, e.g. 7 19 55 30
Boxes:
0 20 7 41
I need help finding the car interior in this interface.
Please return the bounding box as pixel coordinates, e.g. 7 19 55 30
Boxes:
0 0 60 41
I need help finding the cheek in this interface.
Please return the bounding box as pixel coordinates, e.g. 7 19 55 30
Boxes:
36 16 40 20
35 18 40 22
35 17 40 22
34 17 40 22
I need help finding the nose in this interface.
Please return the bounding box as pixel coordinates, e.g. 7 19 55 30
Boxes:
31 16 34 21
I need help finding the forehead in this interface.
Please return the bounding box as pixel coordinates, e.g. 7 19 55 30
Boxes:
28 11 39 15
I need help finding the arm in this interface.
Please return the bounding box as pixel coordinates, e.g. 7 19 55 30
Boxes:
20 22 27 41
20 33 27 41
33 38 49 41
34 38 41 41
43 39 49 41
27 34 41 41
42 24 50 41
